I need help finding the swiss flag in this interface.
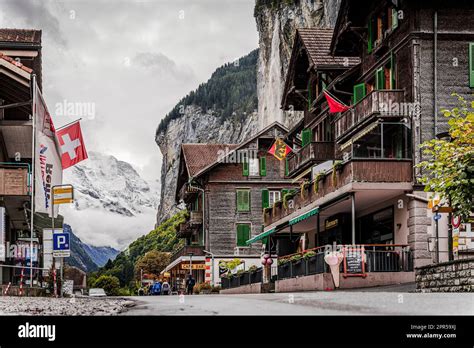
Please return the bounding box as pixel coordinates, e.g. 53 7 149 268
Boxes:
55 121 88 169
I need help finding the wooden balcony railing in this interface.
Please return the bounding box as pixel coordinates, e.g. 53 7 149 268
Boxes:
287 142 335 177
264 160 412 227
335 90 409 140
170 245 205 263
0 165 29 196
189 210 203 224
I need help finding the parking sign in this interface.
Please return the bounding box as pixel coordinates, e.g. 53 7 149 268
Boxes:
53 232 70 257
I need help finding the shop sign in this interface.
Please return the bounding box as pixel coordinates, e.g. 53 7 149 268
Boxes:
325 219 338 229
181 264 206 270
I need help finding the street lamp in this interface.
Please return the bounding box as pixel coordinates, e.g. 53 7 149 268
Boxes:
188 252 193 279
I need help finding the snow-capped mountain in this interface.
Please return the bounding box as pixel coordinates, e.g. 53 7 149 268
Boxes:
64 151 159 217
61 151 160 251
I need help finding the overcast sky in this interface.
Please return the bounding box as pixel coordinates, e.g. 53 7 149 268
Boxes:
0 0 258 248
0 0 258 181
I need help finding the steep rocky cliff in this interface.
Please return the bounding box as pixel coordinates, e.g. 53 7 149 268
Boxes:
155 51 259 222
255 0 341 128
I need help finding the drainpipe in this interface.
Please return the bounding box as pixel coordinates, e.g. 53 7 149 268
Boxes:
433 10 438 137
351 193 356 245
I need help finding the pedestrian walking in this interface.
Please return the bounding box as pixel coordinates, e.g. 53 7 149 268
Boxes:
185 274 195 295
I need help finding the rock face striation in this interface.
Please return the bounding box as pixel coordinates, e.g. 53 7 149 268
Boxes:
155 0 342 223
255 0 341 128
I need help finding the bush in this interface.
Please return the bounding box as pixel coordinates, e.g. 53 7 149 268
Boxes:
248 265 258 273
211 285 221 293
303 251 317 259
92 275 120 296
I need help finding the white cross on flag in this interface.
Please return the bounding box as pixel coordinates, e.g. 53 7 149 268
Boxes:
55 120 88 169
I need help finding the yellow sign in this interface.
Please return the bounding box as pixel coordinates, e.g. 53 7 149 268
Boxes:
53 186 74 204
181 264 206 270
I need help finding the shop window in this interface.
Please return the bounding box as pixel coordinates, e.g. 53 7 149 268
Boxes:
357 207 394 244
236 224 250 247
236 189 250 212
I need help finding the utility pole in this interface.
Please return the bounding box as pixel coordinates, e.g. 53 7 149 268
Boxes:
203 250 214 286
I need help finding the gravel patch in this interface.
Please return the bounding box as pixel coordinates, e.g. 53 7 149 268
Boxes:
0 296 136 315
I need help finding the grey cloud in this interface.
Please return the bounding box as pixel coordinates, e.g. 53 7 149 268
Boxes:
133 51 194 80
2 0 67 46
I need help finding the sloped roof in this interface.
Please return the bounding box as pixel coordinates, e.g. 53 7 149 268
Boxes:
297 28 360 68
182 143 238 177
0 28 41 43
0 52 33 74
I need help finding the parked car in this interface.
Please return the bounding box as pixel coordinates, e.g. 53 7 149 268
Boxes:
88 288 107 297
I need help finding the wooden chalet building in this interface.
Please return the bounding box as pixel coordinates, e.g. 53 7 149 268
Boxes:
245 0 474 291
165 122 298 288
0 29 41 287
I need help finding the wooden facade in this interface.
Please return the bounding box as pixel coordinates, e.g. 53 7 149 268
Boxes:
175 123 298 257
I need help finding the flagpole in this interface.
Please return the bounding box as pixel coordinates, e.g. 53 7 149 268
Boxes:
55 118 82 131
324 89 349 107
30 74 37 289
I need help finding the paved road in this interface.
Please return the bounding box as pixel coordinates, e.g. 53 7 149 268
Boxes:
123 290 474 315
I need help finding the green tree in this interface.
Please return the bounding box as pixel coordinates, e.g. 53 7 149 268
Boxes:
134 250 171 280
92 275 120 296
416 94 474 219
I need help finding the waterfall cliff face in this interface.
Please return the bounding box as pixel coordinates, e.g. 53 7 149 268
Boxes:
155 0 342 223
255 0 341 129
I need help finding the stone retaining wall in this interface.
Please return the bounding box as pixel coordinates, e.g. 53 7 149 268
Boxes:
416 258 474 292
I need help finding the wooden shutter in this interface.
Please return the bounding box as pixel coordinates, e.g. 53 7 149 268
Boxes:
237 189 250 211
368 19 373 53
237 224 250 246
301 128 312 147
392 8 399 30
242 157 249 176
470 43 474 88
259 157 267 176
375 68 384 90
353 83 366 104
262 188 269 209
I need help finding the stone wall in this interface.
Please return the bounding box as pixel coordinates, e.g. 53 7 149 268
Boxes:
416 258 474 292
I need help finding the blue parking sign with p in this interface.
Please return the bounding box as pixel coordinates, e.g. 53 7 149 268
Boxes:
53 233 70 251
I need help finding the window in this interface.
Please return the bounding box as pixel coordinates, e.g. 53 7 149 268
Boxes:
352 122 411 159
357 207 394 244
269 190 281 206
469 43 474 88
242 152 249 176
236 189 250 212
249 158 259 176
236 224 250 247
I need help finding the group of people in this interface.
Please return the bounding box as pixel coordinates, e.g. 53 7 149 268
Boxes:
138 274 196 296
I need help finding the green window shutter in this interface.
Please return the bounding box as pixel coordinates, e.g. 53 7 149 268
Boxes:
281 189 288 199
392 8 399 30
259 157 267 176
285 157 289 176
375 68 384 90
368 19 373 53
301 128 312 147
469 43 474 88
353 83 366 104
237 224 250 246
237 189 250 212
262 188 269 209
242 157 249 176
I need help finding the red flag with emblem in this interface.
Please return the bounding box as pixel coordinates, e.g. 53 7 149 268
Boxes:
323 90 350 113
55 120 88 169
268 138 292 161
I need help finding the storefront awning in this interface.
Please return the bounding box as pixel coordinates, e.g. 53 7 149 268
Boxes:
246 227 275 245
289 207 319 226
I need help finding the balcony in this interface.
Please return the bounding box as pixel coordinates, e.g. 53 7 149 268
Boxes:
287 142 335 177
0 165 29 196
264 159 412 227
170 245 205 263
335 90 410 141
